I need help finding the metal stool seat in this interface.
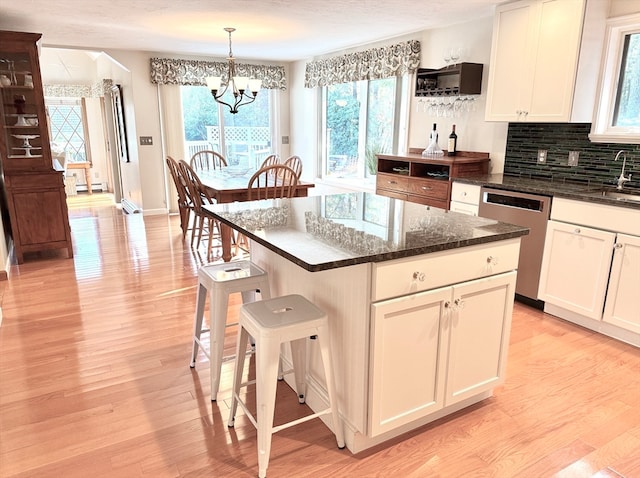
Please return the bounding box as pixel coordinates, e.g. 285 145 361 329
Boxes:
228 294 345 478
190 260 270 401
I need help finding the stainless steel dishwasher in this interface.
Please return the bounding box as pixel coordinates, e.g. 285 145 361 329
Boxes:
478 187 551 307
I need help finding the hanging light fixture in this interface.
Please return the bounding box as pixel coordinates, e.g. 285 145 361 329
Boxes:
206 27 261 114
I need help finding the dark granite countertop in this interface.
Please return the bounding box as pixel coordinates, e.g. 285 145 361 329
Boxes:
454 174 640 210
203 193 528 272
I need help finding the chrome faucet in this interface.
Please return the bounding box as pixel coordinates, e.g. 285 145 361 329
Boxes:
614 150 631 190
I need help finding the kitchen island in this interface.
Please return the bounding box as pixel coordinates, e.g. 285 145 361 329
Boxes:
203 192 528 453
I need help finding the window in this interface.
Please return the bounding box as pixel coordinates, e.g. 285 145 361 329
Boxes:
590 13 640 144
321 77 405 183
46 98 89 162
181 85 274 168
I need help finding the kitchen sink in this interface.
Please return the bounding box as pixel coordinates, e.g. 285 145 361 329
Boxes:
585 189 640 203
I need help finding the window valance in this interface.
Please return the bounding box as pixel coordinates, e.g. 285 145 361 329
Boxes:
44 79 112 98
150 58 287 90
304 40 421 88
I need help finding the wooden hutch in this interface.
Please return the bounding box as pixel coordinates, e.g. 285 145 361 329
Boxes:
0 31 73 263
376 148 489 209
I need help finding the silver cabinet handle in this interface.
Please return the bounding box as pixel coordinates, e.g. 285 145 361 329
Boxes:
573 228 581 234
421 186 432 191
389 180 397 185
413 271 425 281
614 243 623 249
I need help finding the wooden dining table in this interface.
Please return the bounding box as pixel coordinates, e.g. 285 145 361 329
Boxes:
198 168 315 262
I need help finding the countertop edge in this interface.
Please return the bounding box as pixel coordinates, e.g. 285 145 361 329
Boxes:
453 174 640 210
214 214 529 273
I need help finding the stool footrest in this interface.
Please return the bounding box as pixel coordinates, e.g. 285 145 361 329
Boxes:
231 391 332 436
231 392 258 429
271 408 332 434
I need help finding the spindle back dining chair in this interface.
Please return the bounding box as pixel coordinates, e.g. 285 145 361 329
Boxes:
247 164 299 200
259 154 280 170
283 155 302 179
178 160 221 260
190 150 227 172
166 156 193 240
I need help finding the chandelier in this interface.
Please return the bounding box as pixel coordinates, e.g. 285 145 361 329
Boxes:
206 27 261 114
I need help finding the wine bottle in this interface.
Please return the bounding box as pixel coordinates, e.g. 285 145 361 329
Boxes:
448 124 457 156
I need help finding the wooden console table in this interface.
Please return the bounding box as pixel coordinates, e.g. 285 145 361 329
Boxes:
376 149 489 209
66 161 92 194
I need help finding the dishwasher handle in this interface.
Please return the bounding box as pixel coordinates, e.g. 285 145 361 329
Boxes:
481 188 551 213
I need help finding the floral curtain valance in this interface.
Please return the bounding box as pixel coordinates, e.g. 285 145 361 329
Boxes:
304 40 421 88
43 79 111 98
150 58 287 90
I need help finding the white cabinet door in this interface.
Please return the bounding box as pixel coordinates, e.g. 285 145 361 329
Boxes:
368 287 451 437
446 271 516 406
603 233 640 334
538 220 615 319
485 0 585 122
369 271 517 436
485 0 535 122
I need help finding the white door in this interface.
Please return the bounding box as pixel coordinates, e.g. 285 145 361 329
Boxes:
538 220 615 319
603 233 640 334
446 271 516 406
368 286 451 437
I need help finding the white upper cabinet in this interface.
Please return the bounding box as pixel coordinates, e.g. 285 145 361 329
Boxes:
485 0 586 122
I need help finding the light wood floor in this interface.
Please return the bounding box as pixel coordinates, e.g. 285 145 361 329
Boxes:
0 194 639 478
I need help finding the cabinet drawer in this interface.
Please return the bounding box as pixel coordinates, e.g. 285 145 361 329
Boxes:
449 201 479 216
372 239 521 301
407 195 448 209
451 182 481 205
376 173 409 194
407 177 449 200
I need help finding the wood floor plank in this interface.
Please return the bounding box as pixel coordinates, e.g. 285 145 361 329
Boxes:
1 194 639 477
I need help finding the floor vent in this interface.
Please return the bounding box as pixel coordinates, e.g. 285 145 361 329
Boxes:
121 199 141 214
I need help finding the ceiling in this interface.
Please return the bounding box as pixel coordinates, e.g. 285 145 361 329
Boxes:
0 0 501 62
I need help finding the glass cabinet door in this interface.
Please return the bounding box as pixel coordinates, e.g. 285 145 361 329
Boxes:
0 31 53 172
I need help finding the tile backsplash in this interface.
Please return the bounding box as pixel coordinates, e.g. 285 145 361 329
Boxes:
504 123 639 189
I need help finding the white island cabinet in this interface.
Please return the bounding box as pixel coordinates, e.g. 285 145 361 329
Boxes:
369 270 516 436
204 193 527 453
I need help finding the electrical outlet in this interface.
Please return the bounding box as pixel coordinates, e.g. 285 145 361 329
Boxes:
537 150 547 163
139 136 153 145
282 135 290 145
568 151 579 166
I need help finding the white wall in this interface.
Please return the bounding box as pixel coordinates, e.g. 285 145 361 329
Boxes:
409 16 508 173
288 59 318 180
84 97 108 189
289 16 510 177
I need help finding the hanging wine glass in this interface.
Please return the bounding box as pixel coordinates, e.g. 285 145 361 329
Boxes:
443 49 451 67
450 48 461 65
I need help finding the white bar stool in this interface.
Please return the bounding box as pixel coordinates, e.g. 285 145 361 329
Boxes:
190 260 270 401
228 294 345 478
